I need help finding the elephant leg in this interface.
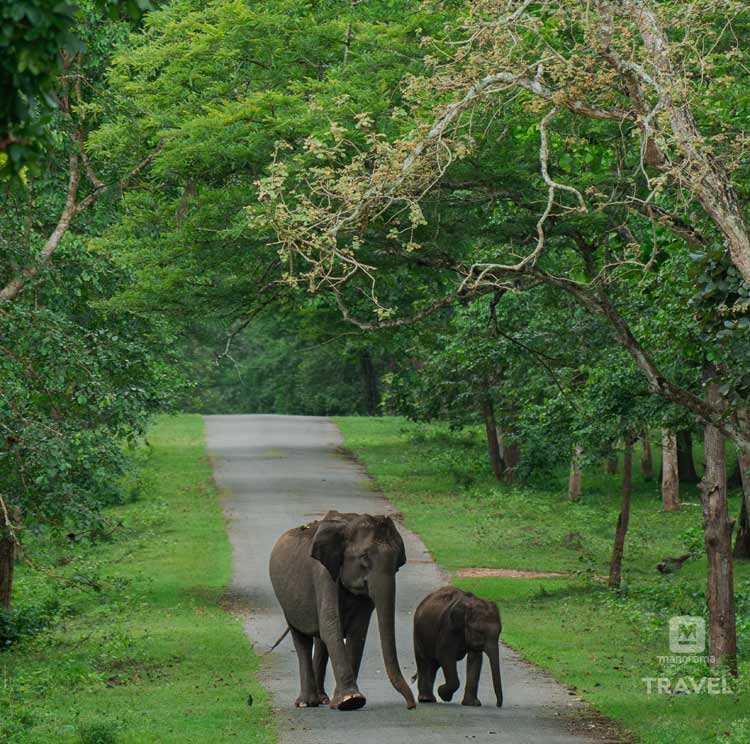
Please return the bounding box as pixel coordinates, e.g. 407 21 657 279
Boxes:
290 628 319 708
345 602 373 682
461 650 483 706
416 654 438 703
437 654 461 702
313 638 330 705
318 590 365 710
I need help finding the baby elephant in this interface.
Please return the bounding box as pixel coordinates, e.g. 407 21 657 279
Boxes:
413 586 503 707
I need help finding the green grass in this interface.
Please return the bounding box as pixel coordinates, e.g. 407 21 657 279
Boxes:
336 416 750 744
1 415 274 744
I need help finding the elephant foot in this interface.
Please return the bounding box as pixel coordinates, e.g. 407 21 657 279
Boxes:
330 691 366 711
418 693 437 703
294 694 321 708
318 693 330 705
437 684 457 702
461 696 482 707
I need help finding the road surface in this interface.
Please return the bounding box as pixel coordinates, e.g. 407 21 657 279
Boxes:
205 414 600 744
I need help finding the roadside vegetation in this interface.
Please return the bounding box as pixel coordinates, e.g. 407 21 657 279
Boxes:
337 416 750 744
0 415 272 744
5 3 750 742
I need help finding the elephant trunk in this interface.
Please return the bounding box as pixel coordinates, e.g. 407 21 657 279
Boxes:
370 573 416 709
486 642 503 707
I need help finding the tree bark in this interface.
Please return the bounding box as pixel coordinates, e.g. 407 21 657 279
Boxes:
734 474 750 560
699 376 737 674
482 399 505 481
734 410 750 559
661 429 680 511
640 430 653 478
0 542 13 609
0 528 15 610
608 440 633 589
568 445 583 501
728 458 743 489
360 349 379 416
503 442 520 480
495 425 505 461
676 430 699 483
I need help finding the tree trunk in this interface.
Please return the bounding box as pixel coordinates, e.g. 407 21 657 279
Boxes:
677 429 700 483
608 440 633 589
568 445 583 502
661 429 680 511
0 529 15 610
734 479 750 560
495 425 505 461
640 430 653 478
700 377 737 674
502 442 520 483
728 458 743 489
606 455 618 475
360 349 379 416
629 2 750 287
734 410 750 559
482 399 505 481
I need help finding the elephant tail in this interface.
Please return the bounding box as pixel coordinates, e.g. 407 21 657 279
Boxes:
266 626 290 654
411 672 418 682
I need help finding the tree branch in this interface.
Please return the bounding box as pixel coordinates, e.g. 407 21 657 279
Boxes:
0 147 161 305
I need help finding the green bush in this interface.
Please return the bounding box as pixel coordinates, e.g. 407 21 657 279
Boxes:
717 718 750 744
0 598 62 649
78 721 120 744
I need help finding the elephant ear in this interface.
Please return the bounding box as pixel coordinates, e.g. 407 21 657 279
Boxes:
384 516 407 571
449 600 466 632
310 518 347 580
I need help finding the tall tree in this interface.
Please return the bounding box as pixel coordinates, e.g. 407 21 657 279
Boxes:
256 1 750 667
661 430 680 511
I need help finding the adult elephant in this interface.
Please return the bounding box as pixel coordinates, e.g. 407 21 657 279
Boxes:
269 510 416 711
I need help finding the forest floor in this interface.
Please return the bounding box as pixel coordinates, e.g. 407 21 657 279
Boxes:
0 415 274 744
335 416 750 744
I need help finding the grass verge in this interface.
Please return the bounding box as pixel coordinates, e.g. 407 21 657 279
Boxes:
1 414 274 744
335 415 750 744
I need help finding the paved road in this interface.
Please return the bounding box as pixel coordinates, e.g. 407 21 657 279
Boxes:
205 415 597 744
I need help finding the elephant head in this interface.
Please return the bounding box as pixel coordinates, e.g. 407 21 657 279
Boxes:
450 594 503 707
311 511 416 709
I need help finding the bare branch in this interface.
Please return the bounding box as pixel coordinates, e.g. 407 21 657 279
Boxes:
0 146 161 305
333 285 494 330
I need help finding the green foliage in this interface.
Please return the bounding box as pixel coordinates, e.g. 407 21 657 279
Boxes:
0 415 273 743
182 311 382 415
718 720 750 744
0 242 184 541
77 721 119 744
338 415 750 744
0 4 188 573
0 0 149 174
89 0 445 329
0 597 64 649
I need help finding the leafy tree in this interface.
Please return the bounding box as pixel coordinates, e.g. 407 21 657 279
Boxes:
257 0 750 671
0 4 179 611
181 306 386 416
0 0 150 174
